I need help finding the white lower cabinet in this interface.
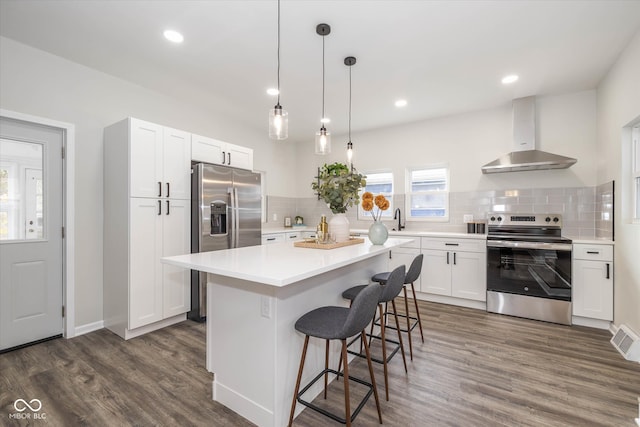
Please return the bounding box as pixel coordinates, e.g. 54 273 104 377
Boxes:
262 233 285 244
420 237 486 302
572 244 613 321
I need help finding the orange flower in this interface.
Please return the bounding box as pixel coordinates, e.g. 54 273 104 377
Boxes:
374 195 387 209
362 191 374 201
362 199 374 211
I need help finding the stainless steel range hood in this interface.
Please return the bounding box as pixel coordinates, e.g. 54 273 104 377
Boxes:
481 97 577 174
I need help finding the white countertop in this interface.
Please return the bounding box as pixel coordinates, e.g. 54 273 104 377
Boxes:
570 238 615 245
162 237 411 287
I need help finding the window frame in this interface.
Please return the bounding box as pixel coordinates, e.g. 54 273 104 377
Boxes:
357 170 394 220
405 164 450 222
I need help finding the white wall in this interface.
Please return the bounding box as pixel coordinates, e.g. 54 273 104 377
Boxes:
0 36 298 328
295 90 598 197
596 29 640 333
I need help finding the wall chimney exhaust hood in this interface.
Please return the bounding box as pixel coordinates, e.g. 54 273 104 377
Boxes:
481 96 577 174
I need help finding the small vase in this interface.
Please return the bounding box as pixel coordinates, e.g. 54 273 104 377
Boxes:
368 221 388 245
329 213 350 243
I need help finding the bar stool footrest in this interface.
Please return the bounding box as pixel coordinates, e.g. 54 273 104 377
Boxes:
346 333 401 365
374 312 419 334
296 368 373 425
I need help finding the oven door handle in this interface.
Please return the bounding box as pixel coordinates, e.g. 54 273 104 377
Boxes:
487 240 573 251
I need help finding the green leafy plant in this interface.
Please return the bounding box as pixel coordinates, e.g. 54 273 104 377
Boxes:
312 162 366 214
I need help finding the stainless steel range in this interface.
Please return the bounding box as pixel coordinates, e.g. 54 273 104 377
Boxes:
486 213 573 325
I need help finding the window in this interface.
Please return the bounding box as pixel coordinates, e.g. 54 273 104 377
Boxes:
358 171 394 220
633 126 640 221
406 165 449 220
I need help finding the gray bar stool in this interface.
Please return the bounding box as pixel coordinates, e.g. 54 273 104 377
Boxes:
288 283 383 427
371 254 424 360
340 265 407 401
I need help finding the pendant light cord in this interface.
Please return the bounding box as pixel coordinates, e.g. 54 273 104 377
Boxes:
276 0 281 105
321 35 325 124
348 64 352 141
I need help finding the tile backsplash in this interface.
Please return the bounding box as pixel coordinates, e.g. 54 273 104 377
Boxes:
266 185 602 239
595 181 614 240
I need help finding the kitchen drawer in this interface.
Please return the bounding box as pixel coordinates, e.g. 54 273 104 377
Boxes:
573 244 613 261
285 231 301 241
421 237 484 253
392 235 420 249
262 233 285 244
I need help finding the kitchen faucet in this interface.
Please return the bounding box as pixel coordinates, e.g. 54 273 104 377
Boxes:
393 208 405 231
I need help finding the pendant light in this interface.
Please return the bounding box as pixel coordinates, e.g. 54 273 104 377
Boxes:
269 0 288 140
344 56 356 165
315 23 331 155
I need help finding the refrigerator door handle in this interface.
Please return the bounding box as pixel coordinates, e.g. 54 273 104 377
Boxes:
233 187 240 247
229 189 235 248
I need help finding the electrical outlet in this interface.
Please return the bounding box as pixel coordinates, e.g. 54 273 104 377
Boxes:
260 296 272 319
272 213 278 221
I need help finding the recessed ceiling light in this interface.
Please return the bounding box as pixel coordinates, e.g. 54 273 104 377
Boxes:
163 30 184 43
501 74 519 84
395 99 408 108
266 88 279 96
321 117 331 124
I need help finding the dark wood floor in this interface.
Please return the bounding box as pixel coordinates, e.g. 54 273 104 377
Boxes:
1 300 639 426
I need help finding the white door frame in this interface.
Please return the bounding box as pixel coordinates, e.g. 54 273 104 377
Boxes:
0 109 76 338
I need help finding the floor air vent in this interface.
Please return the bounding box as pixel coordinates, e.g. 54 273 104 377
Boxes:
611 325 640 362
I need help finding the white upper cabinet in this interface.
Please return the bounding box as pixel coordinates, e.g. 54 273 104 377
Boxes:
191 133 253 170
129 118 191 199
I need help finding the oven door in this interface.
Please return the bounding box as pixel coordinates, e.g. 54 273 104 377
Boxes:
487 240 572 301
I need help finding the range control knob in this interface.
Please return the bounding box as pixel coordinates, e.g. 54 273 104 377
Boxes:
553 217 559 223
497 216 502 222
490 216 496 222
545 217 551 222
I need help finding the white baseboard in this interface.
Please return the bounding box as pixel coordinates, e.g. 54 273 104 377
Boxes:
74 320 104 337
571 316 611 330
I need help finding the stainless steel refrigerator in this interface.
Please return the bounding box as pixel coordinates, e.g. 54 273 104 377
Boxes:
189 162 262 321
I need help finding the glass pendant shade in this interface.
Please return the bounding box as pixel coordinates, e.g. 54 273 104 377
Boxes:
315 126 331 155
346 141 353 164
269 104 288 140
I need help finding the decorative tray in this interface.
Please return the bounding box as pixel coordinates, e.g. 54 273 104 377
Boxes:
294 238 365 250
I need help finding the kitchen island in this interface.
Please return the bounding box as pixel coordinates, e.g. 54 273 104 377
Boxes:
161 237 410 427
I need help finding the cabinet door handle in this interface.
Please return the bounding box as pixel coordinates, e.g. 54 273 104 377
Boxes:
266 237 276 241
222 151 226 164
606 263 610 279
166 200 170 215
158 181 162 197
453 252 457 265
587 251 600 254
157 200 161 215
446 252 450 264
227 152 231 165
166 182 170 198
445 243 459 246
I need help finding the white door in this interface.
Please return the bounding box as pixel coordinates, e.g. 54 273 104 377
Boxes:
451 251 487 301
162 199 190 318
162 127 191 200
129 197 163 329
130 118 163 198
0 117 63 351
421 249 451 295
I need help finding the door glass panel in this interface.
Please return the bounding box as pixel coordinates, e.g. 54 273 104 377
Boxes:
0 139 44 241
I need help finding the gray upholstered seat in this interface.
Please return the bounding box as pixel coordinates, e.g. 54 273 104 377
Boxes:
288 284 383 427
371 254 425 360
340 265 408 401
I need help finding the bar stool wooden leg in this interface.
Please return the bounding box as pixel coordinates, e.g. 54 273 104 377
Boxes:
403 286 413 360
289 335 309 427
341 339 351 427
324 340 329 399
410 282 424 342
361 330 383 424
378 303 389 401
391 299 408 373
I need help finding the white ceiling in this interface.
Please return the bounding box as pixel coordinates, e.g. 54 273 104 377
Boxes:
1 0 640 143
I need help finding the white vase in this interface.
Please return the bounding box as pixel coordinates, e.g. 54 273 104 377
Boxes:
368 221 388 245
329 213 350 243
